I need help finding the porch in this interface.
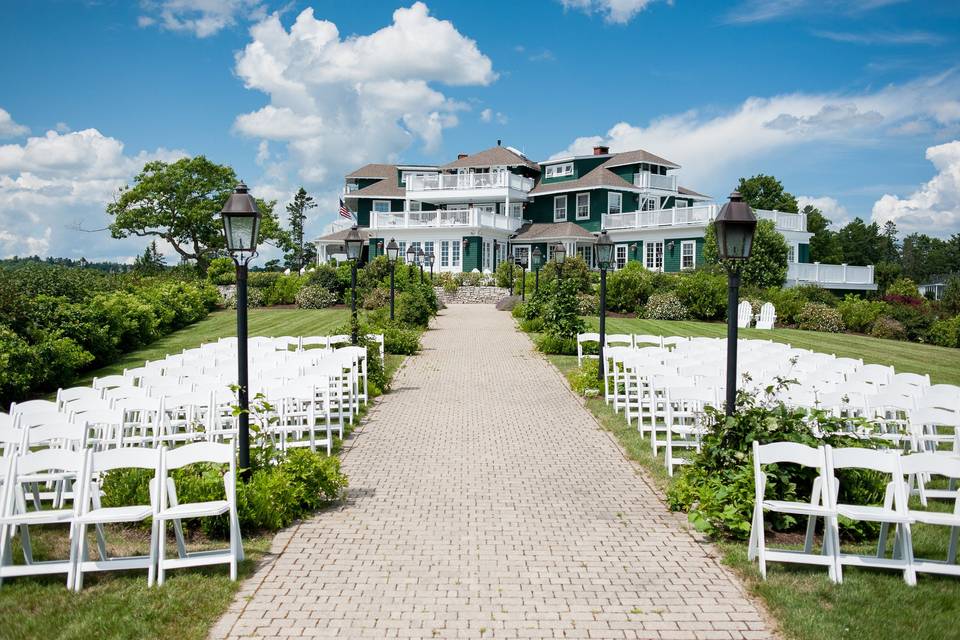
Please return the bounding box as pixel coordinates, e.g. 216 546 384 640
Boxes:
785 262 877 290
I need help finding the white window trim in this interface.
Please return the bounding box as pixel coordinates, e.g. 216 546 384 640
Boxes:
575 193 590 220
372 199 391 213
554 195 568 222
608 192 622 215
645 240 664 271
545 162 573 178
409 200 422 212
681 240 696 270
615 245 628 270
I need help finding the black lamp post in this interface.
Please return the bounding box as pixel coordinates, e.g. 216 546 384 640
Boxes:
386 238 399 321
220 181 261 480
516 257 526 301
715 191 757 416
344 226 364 345
595 231 614 382
552 242 566 284
405 244 416 267
532 246 542 294
417 248 425 283
427 251 435 283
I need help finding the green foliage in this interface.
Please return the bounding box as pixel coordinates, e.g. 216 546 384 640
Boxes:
666 388 886 540
206 257 236 285
535 334 578 355
265 275 305 306
941 278 960 315
927 316 960 348
495 260 519 289
736 174 799 212
283 187 318 271
0 262 120 302
795 302 845 333
247 271 281 290
605 261 655 313
132 241 167 275
307 263 342 297
703 219 789 288
836 295 888 333
295 285 337 309
542 278 586 341
674 270 727 321
454 271 485 287
886 277 921 299
577 293 598 316
537 255 592 293
569 358 601 395
362 287 390 310
106 156 289 271
640 292 689 320
870 316 907 341
396 289 433 328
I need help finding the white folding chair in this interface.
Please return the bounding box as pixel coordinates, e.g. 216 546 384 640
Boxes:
664 387 716 476
749 441 840 582
899 453 960 579
156 442 242 585
71 447 162 590
0 449 87 588
829 446 915 585
366 333 385 363
92 375 129 392
576 333 600 366
56 387 103 411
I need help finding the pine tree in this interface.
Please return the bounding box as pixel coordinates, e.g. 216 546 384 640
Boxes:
133 240 166 275
284 187 318 271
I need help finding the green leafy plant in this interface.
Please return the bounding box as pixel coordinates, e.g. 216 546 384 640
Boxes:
605 261 655 313
640 292 689 320
795 302 845 333
870 316 907 341
674 270 727 321
295 285 337 309
837 295 888 333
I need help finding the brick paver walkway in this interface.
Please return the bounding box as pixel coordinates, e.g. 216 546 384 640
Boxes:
212 304 773 639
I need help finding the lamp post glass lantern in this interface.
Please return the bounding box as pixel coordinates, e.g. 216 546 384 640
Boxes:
428 251 435 282
715 191 757 416
344 225 364 345
552 242 566 283
532 247 542 294
417 248 425 283
516 257 526 301
220 182 261 480
386 238 399 321
595 231 614 383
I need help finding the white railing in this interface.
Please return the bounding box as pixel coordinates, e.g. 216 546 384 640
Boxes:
406 172 534 192
788 262 876 287
370 208 525 232
756 209 807 232
633 172 678 191
603 204 718 230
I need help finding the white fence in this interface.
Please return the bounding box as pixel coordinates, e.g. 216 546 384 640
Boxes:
371 208 524 232
603 205 718 230
788 262 876 288
406 172 534 192
755 209 807 232
633 172 678 191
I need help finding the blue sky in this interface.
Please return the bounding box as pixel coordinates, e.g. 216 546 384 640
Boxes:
1 0 959 262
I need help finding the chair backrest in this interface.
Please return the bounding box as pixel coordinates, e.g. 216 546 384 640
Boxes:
10 399 58 416
89 446 162 474
62 397 112 415
25 420 86 448
577 333 600 346
57 387 102 408
92 375 129 391
604 334 633 348
0 425 23 455
165 441 233 469
900 452 960 481
917 389 960 412
667 386 716 406
327 335 351 349
830 446 901 474
891 372 930 388
632 334 663 348
911 406 960 428
754 440 825 468
16 409 64 429
755 302 776 329
737 301 752 327
661 336 689 347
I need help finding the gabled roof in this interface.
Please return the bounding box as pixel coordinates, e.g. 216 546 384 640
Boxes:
346 163 397 179
512 222 596 242
601 149 680 170
528 167 636 195
346 179 406 199
315 227 372 243
442 146 540 171
678 185 710 199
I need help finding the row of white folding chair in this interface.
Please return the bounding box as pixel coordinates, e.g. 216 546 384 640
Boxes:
0 442 241 590
662 386 718 476
751 442 960 585
262 380 334 454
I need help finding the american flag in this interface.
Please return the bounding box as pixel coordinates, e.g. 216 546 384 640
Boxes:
339 198 354 221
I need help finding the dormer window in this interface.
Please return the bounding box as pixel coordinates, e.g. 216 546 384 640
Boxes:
545 163 573 178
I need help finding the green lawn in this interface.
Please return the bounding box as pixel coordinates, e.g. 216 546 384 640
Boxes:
585 317 960 386
548 346 960 640
5 306 404 640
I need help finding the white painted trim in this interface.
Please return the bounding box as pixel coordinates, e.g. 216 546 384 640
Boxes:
372 200 392 213
575 192 590 220
680 240 696 270
608 192 623 215
544 162 574 178
554 194 568 222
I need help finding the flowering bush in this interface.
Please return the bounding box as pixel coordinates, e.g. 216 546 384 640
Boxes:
886 277 921 299
795 302 845 333
870 316 907 341
577 293 599 315
294 285 336 309
362 287 391 310
640 292 689 321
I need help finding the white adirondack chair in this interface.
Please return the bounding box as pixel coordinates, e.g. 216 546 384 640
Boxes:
737 301 752 328
755 302 776 330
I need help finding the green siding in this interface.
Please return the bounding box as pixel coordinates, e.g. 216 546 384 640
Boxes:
354 198 404 227
368 237 384 260
661 237 704 273
798 243 810 263
462 236 482 272
526 189 640 230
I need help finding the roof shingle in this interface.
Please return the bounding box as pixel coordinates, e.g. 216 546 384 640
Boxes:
442 146 539 171
512 222 596 241
601 149 679 170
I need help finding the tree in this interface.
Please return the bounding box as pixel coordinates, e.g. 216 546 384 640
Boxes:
106 156 288 272
283 187 318 271
736 174 798 213
703 219 789 288
802 204 842 263
835 218 887 266
132 240 166 275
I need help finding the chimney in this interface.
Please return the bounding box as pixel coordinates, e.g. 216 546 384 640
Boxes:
497 139 502 146
593 145 610 156
457 153 468 160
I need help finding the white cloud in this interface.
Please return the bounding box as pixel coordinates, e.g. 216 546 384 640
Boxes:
480 108 493 123
0 125 186 259
872 141 960 235
797 195 851 228
480 108 508 125
138 0 265 38
813 30 946 46
233 3 495 187
559 0 663 24
549 70 960 191
725 0 905 24
0 108 28 139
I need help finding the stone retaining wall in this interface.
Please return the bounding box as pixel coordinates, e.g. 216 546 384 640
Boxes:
435 286 511 305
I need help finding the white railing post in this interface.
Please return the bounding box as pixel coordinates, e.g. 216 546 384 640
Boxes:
814 262 820 282
404 211 409 228
841 263 848 283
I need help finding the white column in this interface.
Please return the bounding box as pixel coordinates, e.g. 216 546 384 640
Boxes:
842 263 848 284
814 261 820 283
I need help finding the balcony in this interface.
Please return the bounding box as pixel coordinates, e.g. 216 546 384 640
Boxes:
633 172 678 191
603 205 718 230
405 172 535 204
787 262 877 290
370 208 525 232
755 209 807 233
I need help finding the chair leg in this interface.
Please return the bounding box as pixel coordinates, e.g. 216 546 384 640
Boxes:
901 523 917 586
747 506 760 562
157 520 166 586
878 522 891 559
72 522 88 591
148 519 159 587
803 515 816 554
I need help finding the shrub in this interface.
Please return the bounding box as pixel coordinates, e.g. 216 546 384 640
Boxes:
674 271 726 321
605 262 654 313
927 316 960 348
380 324 421 355
495 260 519 289
941 277 960 314
206 257 236 285
870 316 907 341
762 287 806 325
568 359 601 396
294 285 337 309
641 292 689 321
837 295 888 333
307 263 341 296
362 287 391 310
265 275 305 306
535 334 578 355
247 271 281 290
537 255 592 293
795 302 845 333
247 287 266 308
542 279 586 341
520 317 544 333
0 325 38 402
396 290 433 327
577 293 598 316
793 284 838 307
886 277 921 299
455 271 483 287
884 299 934 341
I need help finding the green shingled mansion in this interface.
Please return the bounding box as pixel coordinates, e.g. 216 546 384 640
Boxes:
315 143 876 290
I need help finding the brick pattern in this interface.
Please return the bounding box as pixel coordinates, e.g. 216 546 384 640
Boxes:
211 305 773 639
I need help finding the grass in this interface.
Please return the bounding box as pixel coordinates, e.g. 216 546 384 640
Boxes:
546 351 960 640
585 317 960 386
5 306 407 640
